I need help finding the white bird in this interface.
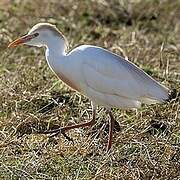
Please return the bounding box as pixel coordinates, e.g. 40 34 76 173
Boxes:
8 23 173 151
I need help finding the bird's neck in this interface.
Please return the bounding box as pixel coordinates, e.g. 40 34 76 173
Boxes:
45 37 68 74
45 36 68 57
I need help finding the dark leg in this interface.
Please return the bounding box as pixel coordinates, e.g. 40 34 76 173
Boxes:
107 110 115 151
43 108 96 135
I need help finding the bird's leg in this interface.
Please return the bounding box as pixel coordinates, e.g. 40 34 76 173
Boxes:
107 110 115 151
44 105 96 136
58 108 96 132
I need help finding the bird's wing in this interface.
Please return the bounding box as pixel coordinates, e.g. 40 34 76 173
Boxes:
81 47 169 103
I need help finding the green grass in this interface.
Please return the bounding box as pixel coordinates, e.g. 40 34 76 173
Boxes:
0 0 180 179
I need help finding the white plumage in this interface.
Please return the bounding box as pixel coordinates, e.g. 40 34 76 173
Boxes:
68 45 169 108
8 23 171 151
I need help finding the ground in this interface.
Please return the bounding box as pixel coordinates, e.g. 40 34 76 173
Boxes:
0 0 180 179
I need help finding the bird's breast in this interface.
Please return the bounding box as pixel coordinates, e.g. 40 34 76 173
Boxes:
56 71 81 92
45 50 81 92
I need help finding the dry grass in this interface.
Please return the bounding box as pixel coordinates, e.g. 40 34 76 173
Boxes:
0 0 180 179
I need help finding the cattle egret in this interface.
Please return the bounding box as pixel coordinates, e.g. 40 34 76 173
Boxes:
8 23 174 151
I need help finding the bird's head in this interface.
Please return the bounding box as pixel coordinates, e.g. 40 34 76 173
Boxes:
8 23 67 48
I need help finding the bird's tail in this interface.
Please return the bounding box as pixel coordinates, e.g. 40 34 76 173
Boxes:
141 87 179 104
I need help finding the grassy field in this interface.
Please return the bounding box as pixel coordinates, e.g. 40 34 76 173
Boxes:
0 0 180 179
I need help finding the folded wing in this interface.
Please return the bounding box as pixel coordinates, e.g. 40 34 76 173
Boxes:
82 47 169 105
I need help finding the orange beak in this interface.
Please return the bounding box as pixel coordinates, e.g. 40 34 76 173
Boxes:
8 33 38 48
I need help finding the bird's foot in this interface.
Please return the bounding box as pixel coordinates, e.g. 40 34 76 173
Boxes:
41 128 74 143
39 119 95 144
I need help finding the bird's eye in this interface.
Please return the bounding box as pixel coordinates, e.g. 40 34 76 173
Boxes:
33 33 39 37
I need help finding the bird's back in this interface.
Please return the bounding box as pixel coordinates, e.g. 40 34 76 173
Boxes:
68 45 170 107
